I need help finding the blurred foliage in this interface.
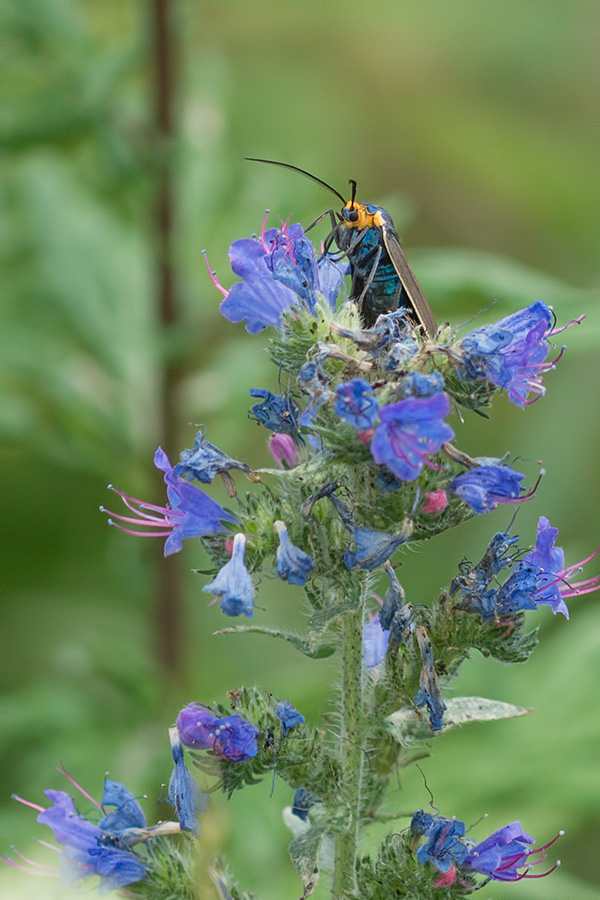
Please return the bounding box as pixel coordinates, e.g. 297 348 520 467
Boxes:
0 0 599 898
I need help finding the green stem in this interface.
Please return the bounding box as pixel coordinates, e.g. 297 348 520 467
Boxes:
332 579 367 898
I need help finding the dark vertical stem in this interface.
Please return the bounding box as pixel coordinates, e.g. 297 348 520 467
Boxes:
152 0 182 675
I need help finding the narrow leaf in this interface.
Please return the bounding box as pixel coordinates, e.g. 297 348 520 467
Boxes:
386 696 531 747
289 825 326 899
214 625 336 659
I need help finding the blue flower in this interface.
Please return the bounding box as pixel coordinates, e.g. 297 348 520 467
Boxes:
298 359 333 425
173 430 253 485
274 521 314 586
275 700 305 737
413 625 446 731
379 564 414 648
362 611 390 668
177 703 259 761
203 533 255 617
167 728 209 835
328 494 413 570
249 389 300 434
208 220 345 333
5 773 148 892
459 301 569 407
411 811 468 872
449 464 539 515
399 370 445 398
465 821 561 881
291 788 319 821
102 447 237 556
334 379 379 429
371 394 454 482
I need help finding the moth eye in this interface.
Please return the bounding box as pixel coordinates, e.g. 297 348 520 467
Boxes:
348 209 359 223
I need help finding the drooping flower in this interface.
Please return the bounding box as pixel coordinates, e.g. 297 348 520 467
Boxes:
362 609 390 668
459 301 582 407
399 370 445 398
268 433 298 468
334 379 379 430
298 359 333 425
249 389 300 434
176 703 259 762
3 772 149 892
328 493 413 570
101 448 237 556
371 393 454 482
464 822 562 881
449 464 536 514
413 625 446 731
410 810 468 872
275 700 305 737
522 515 600 617
167 728 209 835
274 521 314 586
203 533 255 617
206 219 344 333
173 429 254 486
379 564 414 649
291 788 319 822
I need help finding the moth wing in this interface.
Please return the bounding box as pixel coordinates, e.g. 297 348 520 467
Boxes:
382 227 437 338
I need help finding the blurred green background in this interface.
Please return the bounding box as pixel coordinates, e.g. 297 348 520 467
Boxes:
1 1 599 898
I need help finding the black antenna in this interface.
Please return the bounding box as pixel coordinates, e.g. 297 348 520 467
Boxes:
349 179 357 205
245 158 347 205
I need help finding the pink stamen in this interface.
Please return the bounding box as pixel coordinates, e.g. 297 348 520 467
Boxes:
10 848 50 868
103 510 173 528
108 485 173 519
496 470 543 506
1 857 56 876
55 765 103 810
108 521 173 538
12 795 44 813
202 250 228 297
550 315 585 335
34 839 60 853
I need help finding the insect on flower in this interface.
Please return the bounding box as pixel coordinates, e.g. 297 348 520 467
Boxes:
246 158 437 336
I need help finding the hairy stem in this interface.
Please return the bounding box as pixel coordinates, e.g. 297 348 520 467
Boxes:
332 580 367 897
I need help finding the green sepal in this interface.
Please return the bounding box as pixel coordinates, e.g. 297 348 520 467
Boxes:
214 624 336 659
123 835 202 900
209 863 263 900
386 695 531 747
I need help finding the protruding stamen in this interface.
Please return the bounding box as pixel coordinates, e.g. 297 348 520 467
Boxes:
11 795 44 813
55 764 103 809
202 249 228 297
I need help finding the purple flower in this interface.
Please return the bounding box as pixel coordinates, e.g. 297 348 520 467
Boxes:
276 700 305 737
449 464 535 514
4 772 148 892
268 433 298 468
102 448 237 556
167 728 209 835
411 811 468 872
362 611 390 668
203 532 255 617
176 703 259 761
521 516 600 618
334 379 379 429
249 388 299 434
173 430 253 484
413 626 446 731
371 393 454 482
274 521 314 586
206 220 344 333
459 301 581 407
465 822 562 881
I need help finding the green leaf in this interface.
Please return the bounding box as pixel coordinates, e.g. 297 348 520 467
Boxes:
386 696 531 747
214 625 336 659
289 825 327 899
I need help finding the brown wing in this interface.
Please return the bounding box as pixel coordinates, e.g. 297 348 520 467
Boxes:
381 227 437 338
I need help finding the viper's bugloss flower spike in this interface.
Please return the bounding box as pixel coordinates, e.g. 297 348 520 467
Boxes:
268 433 298 468
167 728 209 835
410 811 468 872
274 521 314 586
464 822 563 881
371 393 454 482
249 389 300 434
334 379 379 429
3 775 149 891
275 700 305 737
101 447 237 556
459 300 582 407
413 625 446 730
449 464 539 514
177 703 259 762
203 533 255 617
173 429 256 487
207 220 345 333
